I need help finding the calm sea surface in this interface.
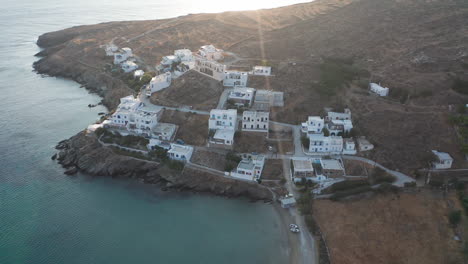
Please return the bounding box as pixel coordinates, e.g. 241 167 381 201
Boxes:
0 0 307 263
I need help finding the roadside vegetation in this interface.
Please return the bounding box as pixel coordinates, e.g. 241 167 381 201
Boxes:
96 127 149 150
449 114 468 156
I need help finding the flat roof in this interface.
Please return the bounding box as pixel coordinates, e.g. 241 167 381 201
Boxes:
321 159 344 171
280 197 296 205
238 160 255 171
214 129 235 141
168 144 192 155
153 123 176 133
432 150 453 161
292 159 314 171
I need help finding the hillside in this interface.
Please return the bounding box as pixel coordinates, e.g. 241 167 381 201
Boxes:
33 0 468 172
313 190 463 264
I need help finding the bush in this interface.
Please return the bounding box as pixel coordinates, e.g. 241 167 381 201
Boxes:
330 186 374 201
404 182 417 188
374 183 399 193
452 78 468 95
449 210 462 226
301 136 310 148
166 160 184 171
226 152 241 163
328 179 370 193
370 167 396 184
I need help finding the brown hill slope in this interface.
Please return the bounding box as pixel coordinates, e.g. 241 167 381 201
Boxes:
33 0 468 172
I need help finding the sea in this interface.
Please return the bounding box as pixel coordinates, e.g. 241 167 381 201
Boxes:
0 0 306 263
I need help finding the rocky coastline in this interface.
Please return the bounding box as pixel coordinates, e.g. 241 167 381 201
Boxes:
52 131 273 201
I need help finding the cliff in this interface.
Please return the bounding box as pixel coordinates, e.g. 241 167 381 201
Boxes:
54 132 273 200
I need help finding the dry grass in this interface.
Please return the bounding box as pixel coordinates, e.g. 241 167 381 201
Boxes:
313 190 463 264
233 131 294 154
262 159 285 180
190 148 227 171
159 110 208 146
150 71 223 111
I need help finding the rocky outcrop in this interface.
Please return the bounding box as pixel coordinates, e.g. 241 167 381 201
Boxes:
54 132 272 200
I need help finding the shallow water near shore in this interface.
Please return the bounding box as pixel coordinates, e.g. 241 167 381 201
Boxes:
0 0 312 263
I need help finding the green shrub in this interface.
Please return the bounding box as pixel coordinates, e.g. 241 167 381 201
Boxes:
330 186 373 201
449 210 462 226
166 160 185 171
404 182 417 188
301 136 310 148
452 78 468 95
328 179 370 193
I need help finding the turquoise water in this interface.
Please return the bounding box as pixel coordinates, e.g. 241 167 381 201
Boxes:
0 0 310 263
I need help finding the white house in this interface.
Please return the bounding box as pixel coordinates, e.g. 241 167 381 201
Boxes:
161 55 179 67
228 87 255 106
251 66 271 76
210 129 235 147
343 138 357 155
107 95 163 137
121 61 138 73
431 150 453 169
223 71 248 87
147 139 171 150
301 116 324 134
209 109 237 131
168 144 193 161
326 108 352 121
308 134 343 154
370 83 389 96
152 123 177 141
327 119 353 136
174 49 193 62
198 44 224 61
194 55 226 81
242 111 269 132
146 72 172 96
357 137 374 152
291 158 315 183
320 159 345 178
113 47 133 64
231 154 265 181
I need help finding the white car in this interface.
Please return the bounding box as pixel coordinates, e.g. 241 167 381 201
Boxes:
289 224 298 229
290 227 300 233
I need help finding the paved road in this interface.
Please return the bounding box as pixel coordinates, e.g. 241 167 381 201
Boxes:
216 88 233 109
342 155 415 187
281 158 318 264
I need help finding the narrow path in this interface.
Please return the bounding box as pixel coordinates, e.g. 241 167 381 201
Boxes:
342 155 415 187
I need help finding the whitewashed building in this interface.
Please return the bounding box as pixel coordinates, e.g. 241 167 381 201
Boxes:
343 138 357 155
194 55 226 81
121 61 138 73
327 119 353 136
174 49 193 62
114 47 133 64
231 154 265 181
146 72 172 96
161 55 179 66
301 116 324 134
251 66 271 76
152 123 177 141
168 144 193 161
357 137 374 152
291 158 315 183
209 109 237 131
223 71 248 87
198 44 223 61
308 134 343 154
370 83 389 96
320 159 345 178
326 108 352 121
107 96 163 137
431 150 453 169
242 111 269 132
228 87 255 106
210 129 235 147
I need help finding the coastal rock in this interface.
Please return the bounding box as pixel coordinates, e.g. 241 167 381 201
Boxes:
53 132 272 200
